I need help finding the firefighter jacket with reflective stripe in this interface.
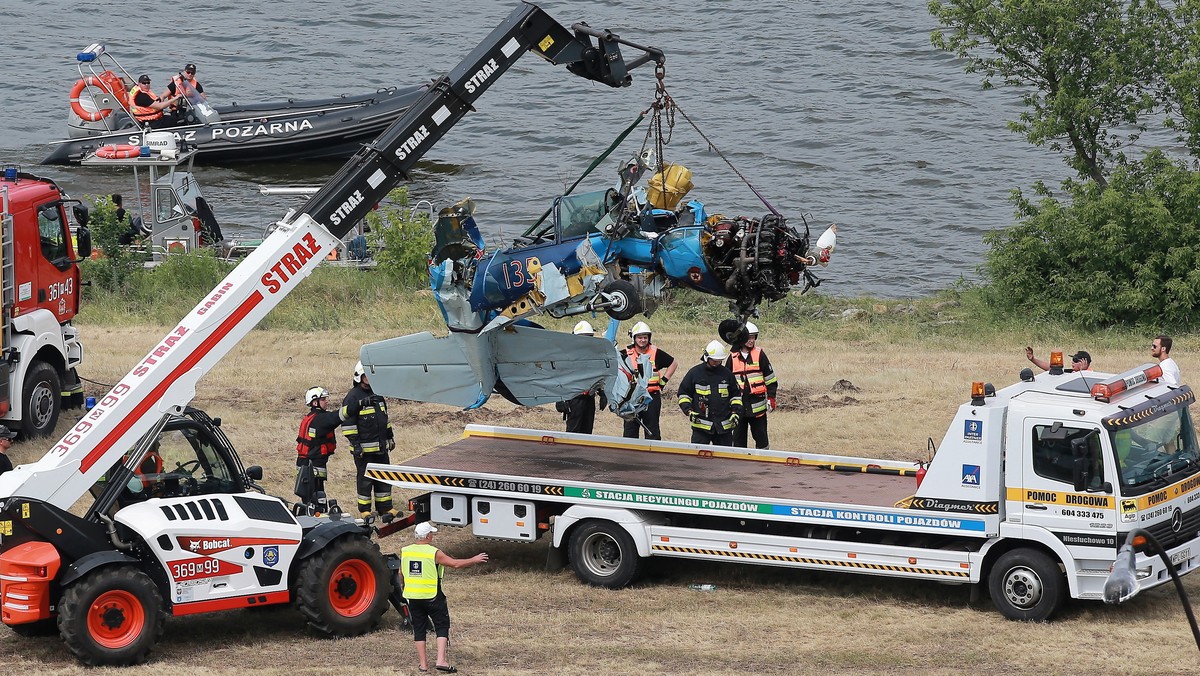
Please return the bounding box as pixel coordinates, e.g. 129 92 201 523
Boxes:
341 386 393 452
128 86 164 122
726 347 777 417
677 362 743 431
401 543 443 600
296 406 339 459
622 344 671 394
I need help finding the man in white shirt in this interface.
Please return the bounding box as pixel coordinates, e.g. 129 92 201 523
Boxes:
1152 335 1182 385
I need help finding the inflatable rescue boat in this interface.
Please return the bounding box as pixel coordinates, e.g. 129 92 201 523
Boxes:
42 44 429 165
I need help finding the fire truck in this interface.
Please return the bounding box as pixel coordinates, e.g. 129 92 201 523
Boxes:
0 3 664 666
367 357 1200 621
0 168 87 438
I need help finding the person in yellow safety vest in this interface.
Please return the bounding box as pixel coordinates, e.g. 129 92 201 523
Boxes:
341 360 399 522
402 522 488 674
129 74 181 128
725 322 778 449
678 340 743 446
619 321 676 440
555 320 608 434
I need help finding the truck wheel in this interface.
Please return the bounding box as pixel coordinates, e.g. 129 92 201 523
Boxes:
568 520 641 588
601 280 642 321
21 361 61 438
58 566 165 666
296 535 390 636
988 548 1066 621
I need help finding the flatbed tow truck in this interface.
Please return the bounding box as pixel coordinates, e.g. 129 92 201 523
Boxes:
369 357 1200 620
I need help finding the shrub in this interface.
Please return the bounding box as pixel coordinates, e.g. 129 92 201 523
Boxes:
983 150 1200 329
364 188 434 288
79 195 145 294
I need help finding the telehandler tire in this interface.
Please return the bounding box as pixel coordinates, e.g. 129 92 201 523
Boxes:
58 566 165 666
296 535 391 636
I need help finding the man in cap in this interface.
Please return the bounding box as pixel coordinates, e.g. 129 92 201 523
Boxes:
163 63 205 120
1025 346 1093 372
401 522 488 674
129 74 180 128
619 321 676 439
725 322 778 449
678 341 744 446
555 320 608 434
0 425 16 476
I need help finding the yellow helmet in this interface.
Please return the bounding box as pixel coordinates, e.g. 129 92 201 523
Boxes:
629 321 652 338
573 320 595 335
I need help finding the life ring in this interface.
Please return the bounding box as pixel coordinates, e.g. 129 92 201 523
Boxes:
95 144 142 159
68 71 127 122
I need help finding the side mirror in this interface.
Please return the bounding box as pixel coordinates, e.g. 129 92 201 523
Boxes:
245 465 263 481
73 204 90 228
76 225 93 259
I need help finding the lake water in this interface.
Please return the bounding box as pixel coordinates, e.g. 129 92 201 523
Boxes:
1 0 1069 298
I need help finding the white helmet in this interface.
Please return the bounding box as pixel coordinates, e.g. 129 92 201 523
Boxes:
353 360 366 384
305 386 329 406
573 320 595 335
629 321 652 338
745 322 759 336
704 340 729 361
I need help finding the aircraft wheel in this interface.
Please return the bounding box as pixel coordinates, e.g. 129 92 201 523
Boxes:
296 535 390 636
601 280 641 321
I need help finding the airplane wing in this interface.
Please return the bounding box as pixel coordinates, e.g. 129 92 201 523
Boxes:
360 326 620 409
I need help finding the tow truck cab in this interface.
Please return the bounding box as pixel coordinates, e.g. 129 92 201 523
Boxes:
917 359 1200 614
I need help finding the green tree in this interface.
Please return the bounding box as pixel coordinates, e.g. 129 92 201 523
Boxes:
983 151 1200 328
929 0 1175 188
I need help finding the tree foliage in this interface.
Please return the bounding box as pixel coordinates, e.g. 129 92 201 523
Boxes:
929 0 1175 188
983 150 1200 329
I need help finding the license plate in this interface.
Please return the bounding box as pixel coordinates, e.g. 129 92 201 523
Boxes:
1171 548 1191 566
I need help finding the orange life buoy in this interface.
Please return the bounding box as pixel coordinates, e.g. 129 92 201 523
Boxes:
95 144 143 159
68 71 128 122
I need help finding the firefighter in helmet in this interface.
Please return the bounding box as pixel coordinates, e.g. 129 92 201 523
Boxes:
678 340 743 446
341 361 399 522
555 320 609 434
619 321 676 440
725 322 778 449
296 386 339 510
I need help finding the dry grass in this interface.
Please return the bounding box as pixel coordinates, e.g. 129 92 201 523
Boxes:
3 307 1200 674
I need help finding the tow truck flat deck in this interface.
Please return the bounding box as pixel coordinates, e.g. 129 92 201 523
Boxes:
378 427 919 509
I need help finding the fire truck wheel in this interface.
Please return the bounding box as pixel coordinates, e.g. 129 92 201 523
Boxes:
296 535 390 636
21 361 61 438
601 280 642 321
988 548 1066 621
58 566 165 666
568 520 642 588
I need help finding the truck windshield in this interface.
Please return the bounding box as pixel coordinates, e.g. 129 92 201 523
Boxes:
1112 407 1200 491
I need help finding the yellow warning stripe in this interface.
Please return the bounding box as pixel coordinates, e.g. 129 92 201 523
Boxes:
463 428 916 475
366 470 467 487
1105 390 1194 428
651 544 970 578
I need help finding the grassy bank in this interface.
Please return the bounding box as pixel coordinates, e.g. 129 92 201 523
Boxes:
4 266 1196 674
